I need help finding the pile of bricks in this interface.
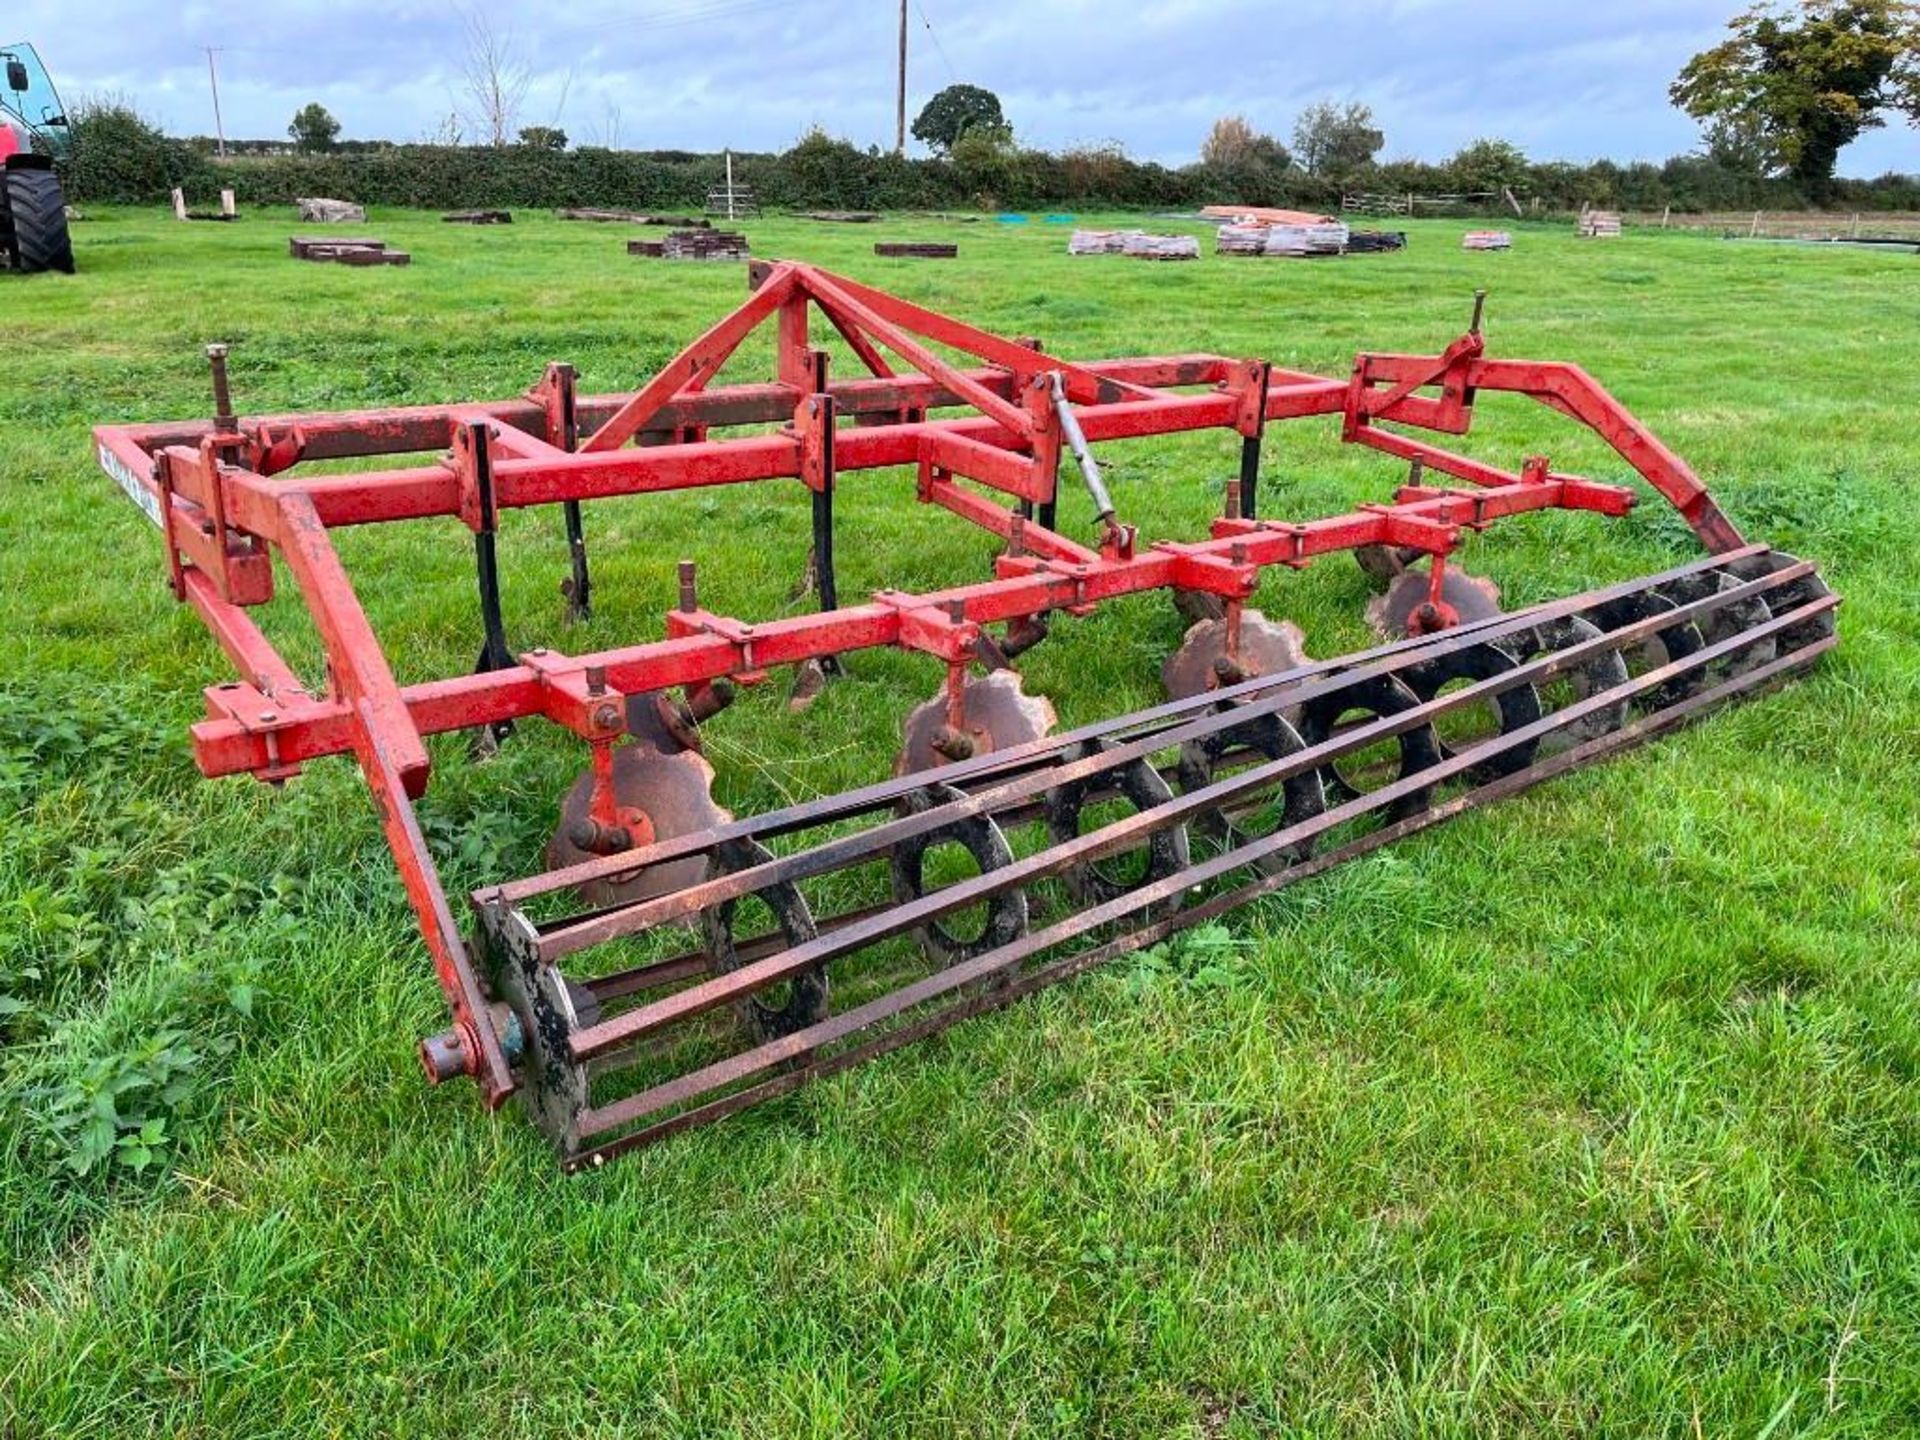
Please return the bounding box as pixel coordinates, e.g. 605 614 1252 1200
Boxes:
628 229 752 261
288 236 411 267
665 229 750 260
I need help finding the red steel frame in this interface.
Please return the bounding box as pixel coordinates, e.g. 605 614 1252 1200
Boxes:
92 261 1745 1108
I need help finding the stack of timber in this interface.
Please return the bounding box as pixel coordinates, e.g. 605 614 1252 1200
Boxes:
559 208 708 226
444 209 512 224
1578 209 1623 238
1462 230 1513 251
288 235 410 266
1200 204 1339 226
873 242 958 258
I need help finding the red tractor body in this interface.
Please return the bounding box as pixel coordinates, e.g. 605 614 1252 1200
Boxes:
0 41 74 274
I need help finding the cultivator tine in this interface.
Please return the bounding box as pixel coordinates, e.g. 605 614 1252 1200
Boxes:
460 420 517 755
97 268 1835 1168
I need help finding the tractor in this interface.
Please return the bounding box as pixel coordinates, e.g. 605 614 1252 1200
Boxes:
0 41 73 274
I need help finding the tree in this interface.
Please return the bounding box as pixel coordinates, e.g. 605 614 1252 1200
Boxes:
517 125 567 150
1448 137 1529 194
948 121 1023 203
912 84 1006 155
1201 115 1290 171
458 7 530 147
1291 100 1385 177
287 102 341 153
1672 1 1920 201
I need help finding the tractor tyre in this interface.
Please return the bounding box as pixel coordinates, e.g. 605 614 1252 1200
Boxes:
3 165 74 275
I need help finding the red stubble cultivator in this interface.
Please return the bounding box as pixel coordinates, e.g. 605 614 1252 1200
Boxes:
95 263 1836 1168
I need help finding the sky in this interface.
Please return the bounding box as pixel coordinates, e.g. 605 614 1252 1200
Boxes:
11 0 1919 174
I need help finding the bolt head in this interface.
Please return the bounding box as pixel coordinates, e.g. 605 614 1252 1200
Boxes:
205 343 230 360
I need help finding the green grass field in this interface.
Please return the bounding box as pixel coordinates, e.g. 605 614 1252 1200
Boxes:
2 207 1918 1437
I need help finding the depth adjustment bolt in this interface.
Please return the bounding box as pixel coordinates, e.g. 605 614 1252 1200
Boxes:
206 342 237 432
1469 289 1487 336
677 559 699 613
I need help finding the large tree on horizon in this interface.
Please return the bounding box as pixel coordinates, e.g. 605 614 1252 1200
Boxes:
911 84 1006 156
1290 101 1384 178
1672 1 1920 200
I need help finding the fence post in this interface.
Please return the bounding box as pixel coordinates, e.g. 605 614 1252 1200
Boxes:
1661 205 1670 229
1750 211 1761 238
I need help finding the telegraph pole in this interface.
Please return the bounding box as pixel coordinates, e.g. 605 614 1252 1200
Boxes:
204 46 227 157
895 0 907 153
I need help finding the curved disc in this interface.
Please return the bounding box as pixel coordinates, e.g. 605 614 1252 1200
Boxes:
1366 564 1503 639
547 742 729 907
895 670 1057 775
1161 609 1309 700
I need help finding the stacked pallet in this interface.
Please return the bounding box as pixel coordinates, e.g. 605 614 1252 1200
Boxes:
1068 228 1140 254
1216 220 1350 257
289 235 410 266
1122 233 1200 260
663 229 750 260
626 239 666 258
1215 224 1269 255
874 242 958 258
1462 230 1513 251
1577 209 1622 238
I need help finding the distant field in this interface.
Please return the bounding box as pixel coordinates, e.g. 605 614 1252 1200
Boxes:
2 208 1917 1437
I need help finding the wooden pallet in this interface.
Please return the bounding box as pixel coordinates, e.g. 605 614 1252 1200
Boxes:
289 236 411 266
